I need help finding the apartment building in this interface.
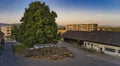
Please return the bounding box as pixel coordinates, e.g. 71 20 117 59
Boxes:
66 24 98 31
1 26 12 40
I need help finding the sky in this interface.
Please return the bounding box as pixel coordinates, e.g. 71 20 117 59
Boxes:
0 0 120 26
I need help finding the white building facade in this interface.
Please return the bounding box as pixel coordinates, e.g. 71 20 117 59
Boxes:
84 41 120 56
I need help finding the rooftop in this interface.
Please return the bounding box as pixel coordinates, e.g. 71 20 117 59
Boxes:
62 31 120 47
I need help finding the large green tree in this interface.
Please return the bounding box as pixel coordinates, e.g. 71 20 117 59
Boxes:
14 1 59 47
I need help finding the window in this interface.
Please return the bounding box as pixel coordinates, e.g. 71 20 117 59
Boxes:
91 44 93 46
7 30 10 31
105 48 115 52
7 33 10 34
91 44 93 48
88 43 90 45
118 50 120 53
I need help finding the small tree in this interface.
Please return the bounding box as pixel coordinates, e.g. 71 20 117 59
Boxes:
14 1 59 47
11 25 18 40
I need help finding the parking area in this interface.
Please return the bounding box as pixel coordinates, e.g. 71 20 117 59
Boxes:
0 41 120 66
57 41 120 65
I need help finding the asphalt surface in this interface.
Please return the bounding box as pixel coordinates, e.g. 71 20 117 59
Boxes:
0 42 120 66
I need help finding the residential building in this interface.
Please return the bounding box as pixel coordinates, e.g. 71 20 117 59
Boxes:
62 31 120 57
58 29 67 34
1 26 12 40
58 25 66 34
66 24 98 31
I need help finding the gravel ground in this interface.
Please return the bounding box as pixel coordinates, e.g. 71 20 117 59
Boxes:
0 41 120 66
57 41 120 65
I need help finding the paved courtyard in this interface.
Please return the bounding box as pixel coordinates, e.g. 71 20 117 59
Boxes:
0 41 120 66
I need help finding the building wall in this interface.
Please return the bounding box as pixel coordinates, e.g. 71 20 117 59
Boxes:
1 26 12 39
66 24 98 31
84 41 120 57
58 29 67 34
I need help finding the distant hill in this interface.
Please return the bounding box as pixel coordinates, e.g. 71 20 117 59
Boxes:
11 23 20 27
0 23 11 26
0 23 20 28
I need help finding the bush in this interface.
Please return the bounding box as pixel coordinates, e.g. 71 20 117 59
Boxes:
12 44 27 54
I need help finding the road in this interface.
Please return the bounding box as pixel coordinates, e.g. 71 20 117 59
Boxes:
0 42 120 66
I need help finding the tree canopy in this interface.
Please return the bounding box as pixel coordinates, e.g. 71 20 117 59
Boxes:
12 1 59 47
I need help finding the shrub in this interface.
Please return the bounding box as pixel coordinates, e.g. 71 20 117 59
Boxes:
12 44 27 54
